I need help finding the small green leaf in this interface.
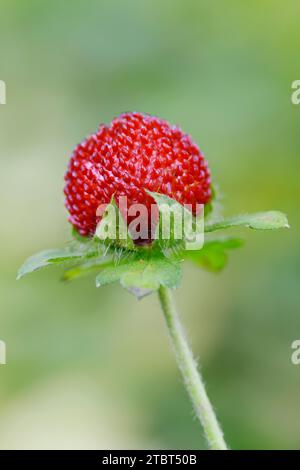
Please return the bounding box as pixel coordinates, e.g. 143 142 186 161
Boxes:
204 184 218 219
185 237 244 272
17 248 87 280
62 257 114 281
205 211 289 233
95 262 131 287
148 191 204 251
121 271 160 299
95 197 135 250
71 227 91 244
95 254 182 298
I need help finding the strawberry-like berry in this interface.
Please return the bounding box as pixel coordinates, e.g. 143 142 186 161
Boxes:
64 112 212 243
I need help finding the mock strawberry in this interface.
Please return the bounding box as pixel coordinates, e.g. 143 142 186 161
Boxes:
64 112 211 241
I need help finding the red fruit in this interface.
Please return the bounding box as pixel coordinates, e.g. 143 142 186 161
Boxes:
64 112 211 242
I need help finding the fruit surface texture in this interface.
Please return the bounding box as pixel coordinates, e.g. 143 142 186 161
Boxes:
64 112 212 239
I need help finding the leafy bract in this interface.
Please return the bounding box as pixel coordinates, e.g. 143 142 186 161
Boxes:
94 197 135 250
17 190 289 295
62 257 116 282
96 254 182 299
205 211 289 233
16 248 92 280
148 191 204 252
185 237 243 272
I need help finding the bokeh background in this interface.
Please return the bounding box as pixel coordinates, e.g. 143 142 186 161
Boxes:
0 0 299 450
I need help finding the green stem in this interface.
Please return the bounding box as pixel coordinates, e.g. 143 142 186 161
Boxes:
158 286 227 450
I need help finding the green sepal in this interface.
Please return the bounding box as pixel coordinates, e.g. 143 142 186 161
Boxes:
62 257 115 282
148 191 204 253
71 227 91 244
94 196 136 251
185 237 243 272
95 253 182 299
17 189 289 296
203 184 220 219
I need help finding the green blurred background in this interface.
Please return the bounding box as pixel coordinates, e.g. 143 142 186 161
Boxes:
0 0 299 450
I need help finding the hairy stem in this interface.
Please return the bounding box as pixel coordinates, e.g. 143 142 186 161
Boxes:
158 286 227 450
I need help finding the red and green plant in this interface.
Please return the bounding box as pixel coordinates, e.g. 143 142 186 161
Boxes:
18 113 289 450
